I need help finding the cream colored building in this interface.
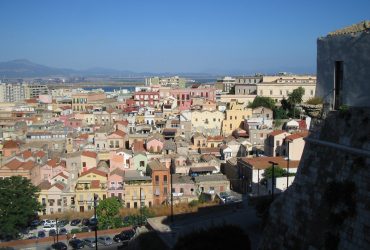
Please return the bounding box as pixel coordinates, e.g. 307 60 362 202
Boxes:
123 170 153 208
191 110 225 136
257 75 316 102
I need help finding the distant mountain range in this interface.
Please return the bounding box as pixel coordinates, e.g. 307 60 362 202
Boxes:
0 59 217 78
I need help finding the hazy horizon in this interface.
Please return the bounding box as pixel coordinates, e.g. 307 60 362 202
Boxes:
0 0 369 74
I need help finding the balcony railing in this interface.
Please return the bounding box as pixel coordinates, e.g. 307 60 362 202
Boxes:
108 186 124 190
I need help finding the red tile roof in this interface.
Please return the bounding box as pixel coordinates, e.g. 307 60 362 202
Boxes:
286 131 309 141
53 183 65 190
3 140 19 149
80 167 107 178
54 172 69 179
21 150 33 159
268 130 286 136
240 156 300 169
82 151 97 158
35 151 46 158
111 130 126 137
115 120 129 126
38 181 52 190
207 135 224 141
4 159 35 170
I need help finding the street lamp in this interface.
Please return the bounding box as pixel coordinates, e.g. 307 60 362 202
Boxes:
286 139 292 190
268 161 278 200
170 159 174 223
93 193 98 250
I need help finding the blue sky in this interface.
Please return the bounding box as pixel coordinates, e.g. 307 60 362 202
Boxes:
0 0 369 74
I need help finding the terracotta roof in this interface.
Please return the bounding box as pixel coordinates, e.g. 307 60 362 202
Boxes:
77 134 89 140
38 181 52 190
90 180 100 189
35 151 46 158
286 131 309 141
111 130 126 137
239 157 300 170
207 135 224 141
21 150 33 159
4 159 35 170
268 130 286 136
54 172 69 179
25 98 38 104
80 167 107 178
110 168 125 177
115 120 129 126
82 151 97 158
53 183 65 190
190 166 217 172
3 140 19 149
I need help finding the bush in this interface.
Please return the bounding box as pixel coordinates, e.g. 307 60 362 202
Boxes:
188 200 199 207
70 228 81 234
306 97 323 105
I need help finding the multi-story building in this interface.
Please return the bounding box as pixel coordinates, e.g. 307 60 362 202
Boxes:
0 83 25 102
222 101 253 136
145 76 186 88
123 170 153 208
235 75 263 84
23 83 49 99
217 76 236 93
256 75 316 102
133 91 160 107
147 159 170 205
75 168 107 212
71 92 106 111
191 110 224 136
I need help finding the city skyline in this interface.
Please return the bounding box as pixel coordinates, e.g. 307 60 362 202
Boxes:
0 0 369 74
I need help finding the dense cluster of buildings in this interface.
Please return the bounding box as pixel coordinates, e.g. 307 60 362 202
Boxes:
0 74 315 215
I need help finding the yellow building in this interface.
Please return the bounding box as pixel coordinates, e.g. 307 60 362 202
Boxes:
135 114 145 125
75 168 107 212
222 101 253 136
123 170 153 208
191 110 225 136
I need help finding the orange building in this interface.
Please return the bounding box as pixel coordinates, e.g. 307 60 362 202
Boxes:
147 159 170 205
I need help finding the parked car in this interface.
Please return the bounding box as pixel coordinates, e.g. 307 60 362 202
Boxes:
49 229 56 237
69 239 85 249
70 219 81 226
83 238 96 248
43 225 56 232
59 228 68 235
30 220 40 228
81 218 90 226
113 229 135 243
57 219 69 227
49 242 67 250
98 236 113 246
37 231 46 238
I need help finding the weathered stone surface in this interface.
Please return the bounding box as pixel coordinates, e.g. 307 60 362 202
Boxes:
259 108 370 250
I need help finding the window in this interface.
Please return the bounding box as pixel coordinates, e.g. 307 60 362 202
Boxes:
126 202 130 208
311 90 314 96
155 175 159 185
164 187 168 195
230 116 232 120
164 175 167 183
180 188 184 193
270 90 273 95
230 124 232 129
134 202 137 208
334 61 344 109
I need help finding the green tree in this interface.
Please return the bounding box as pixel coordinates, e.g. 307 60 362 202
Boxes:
96 197 122 229
262 166 287 180
288 87 305 106
0 176 41 239
248 96 276 110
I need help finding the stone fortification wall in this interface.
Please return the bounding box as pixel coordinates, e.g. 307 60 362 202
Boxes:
260 108 370 250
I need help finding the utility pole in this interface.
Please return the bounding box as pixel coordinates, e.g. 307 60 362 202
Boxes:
170 159 174 223
93 193 98 250
139 187 142 226
268 161 278 200
56 217 58 243
286 140 291 190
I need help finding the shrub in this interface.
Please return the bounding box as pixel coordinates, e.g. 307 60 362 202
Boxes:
188 200 199 207
306 97 323 105
70 228 81 234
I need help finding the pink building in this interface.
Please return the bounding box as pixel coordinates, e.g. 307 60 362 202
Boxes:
108 168 124 200
38 159 66 184
109 150 133 170
146 138 164 153
169 86 216 110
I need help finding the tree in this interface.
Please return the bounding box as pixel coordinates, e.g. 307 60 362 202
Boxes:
96 197 122 229
288 87 305 106
262 166 287 180
248 96 276 110
0 176 41 239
